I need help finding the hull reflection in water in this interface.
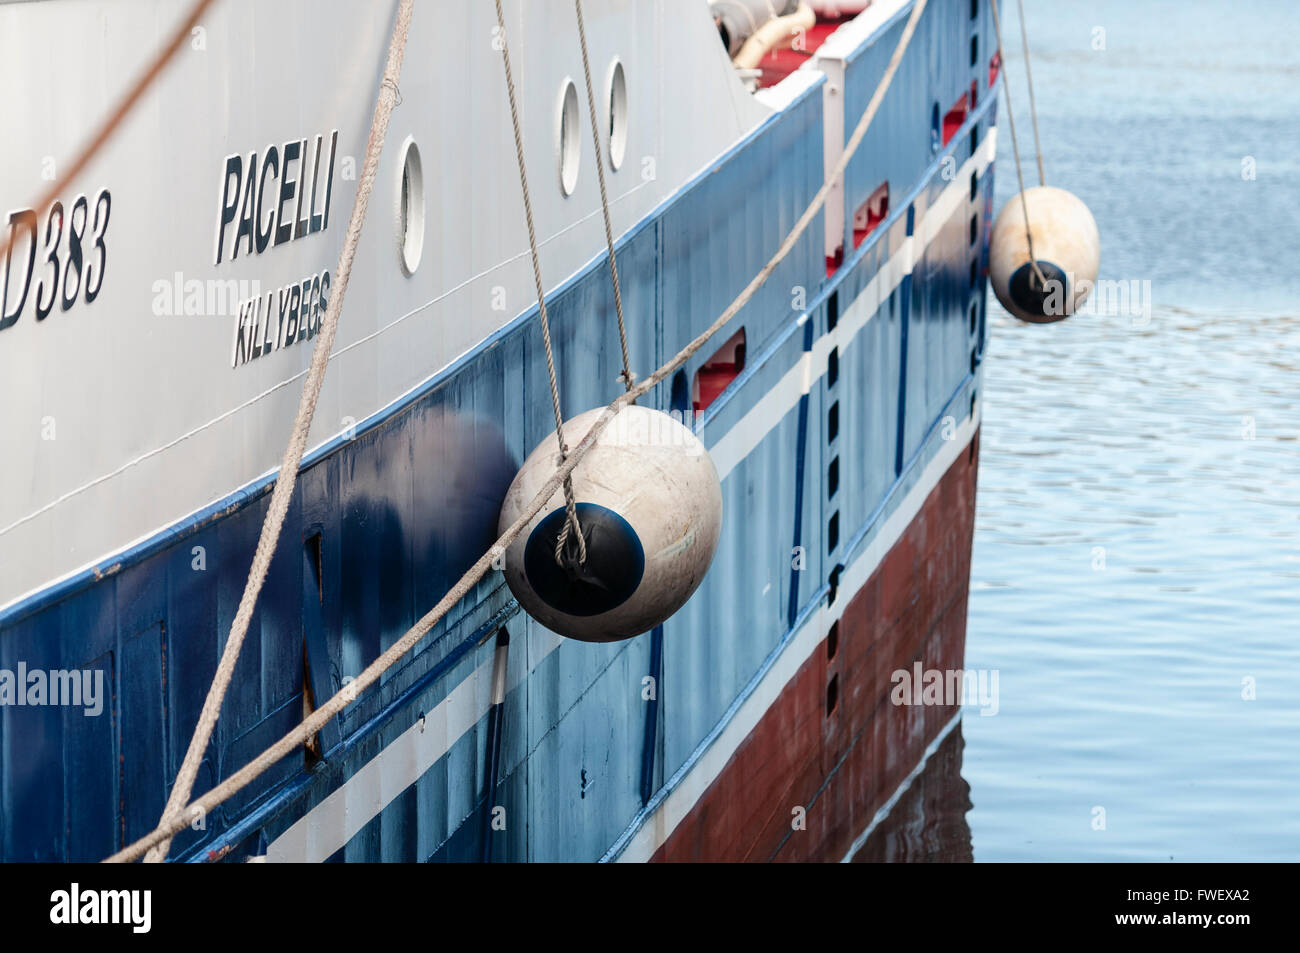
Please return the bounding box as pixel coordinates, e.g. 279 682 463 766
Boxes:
851 722 974 863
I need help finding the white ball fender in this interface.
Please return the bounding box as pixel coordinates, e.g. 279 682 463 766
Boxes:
990 186 1100 324
498 406 723 642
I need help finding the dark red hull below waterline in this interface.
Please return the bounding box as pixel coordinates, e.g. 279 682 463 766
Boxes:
653 431 980 862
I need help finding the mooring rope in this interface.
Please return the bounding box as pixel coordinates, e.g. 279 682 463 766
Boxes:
1015 0 1045 187
494 0 589 568
105 0 928 864
141 0 415 863
990 0 1047 290
575 0 635 395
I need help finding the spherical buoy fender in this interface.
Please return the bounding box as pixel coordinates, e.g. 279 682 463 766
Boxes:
989 186 1100 324
498 406 723 642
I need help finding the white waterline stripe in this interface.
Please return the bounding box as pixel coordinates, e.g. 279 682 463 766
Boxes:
268 629 561 862
710 352 812 480
267 652 495 862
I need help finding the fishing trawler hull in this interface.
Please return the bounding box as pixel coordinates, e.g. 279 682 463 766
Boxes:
0 0 995 863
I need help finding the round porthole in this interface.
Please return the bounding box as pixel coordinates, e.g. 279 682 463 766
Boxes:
606 59 628 171
557 78 581 196
397 136 425 276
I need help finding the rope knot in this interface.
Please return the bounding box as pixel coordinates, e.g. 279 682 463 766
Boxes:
554 480 588 568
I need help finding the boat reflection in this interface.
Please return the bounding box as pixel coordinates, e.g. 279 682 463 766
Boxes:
851 721 973 863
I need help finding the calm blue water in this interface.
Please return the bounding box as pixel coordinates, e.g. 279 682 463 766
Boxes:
960 0 1300 861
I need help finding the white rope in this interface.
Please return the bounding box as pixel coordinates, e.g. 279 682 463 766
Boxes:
141 0 415 863
493 0 588 569
105 0 928 864
990 0 1046 290
1015 0 1045 186
575 0 635 394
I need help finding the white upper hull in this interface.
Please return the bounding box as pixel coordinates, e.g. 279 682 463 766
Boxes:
0 0 769 608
